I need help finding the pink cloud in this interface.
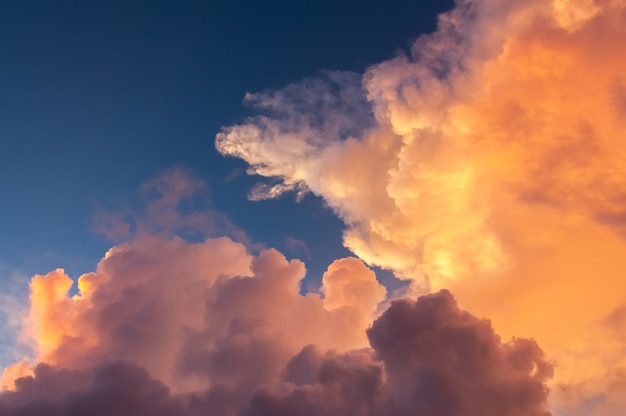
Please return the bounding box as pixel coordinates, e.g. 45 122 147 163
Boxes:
1 248 552 416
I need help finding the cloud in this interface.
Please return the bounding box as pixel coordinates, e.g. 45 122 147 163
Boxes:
217 0 626 284
93 166 248 245
366 290 552 416
216 0 626 413
0 361 32 392
0 361 188 416
243 290 552 416
216 70 376 202
0 231 385 393
0 245 551 416
321 257 386 316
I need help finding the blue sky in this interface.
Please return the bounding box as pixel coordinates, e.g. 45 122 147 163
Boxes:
0 0 452 282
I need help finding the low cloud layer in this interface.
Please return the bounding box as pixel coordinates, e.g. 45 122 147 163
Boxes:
217 0 626 413
0 238 550 415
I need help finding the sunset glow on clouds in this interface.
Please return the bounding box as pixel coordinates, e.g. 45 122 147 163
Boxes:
2 0 626 415
0 233 550 415
217 0 626 413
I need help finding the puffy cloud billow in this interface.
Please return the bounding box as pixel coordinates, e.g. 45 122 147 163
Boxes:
217 0 626 414
0 238 551 415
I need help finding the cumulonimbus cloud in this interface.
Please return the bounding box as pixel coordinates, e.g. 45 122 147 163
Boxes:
216 0 626 413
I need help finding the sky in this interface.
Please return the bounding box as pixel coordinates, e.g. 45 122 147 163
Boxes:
0 0 451 280
2 1 626 415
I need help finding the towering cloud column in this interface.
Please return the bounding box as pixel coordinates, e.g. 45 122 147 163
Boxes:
217 0 626 413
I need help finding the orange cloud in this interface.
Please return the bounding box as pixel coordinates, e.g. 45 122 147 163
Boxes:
0 361 32 392
216 0 626 413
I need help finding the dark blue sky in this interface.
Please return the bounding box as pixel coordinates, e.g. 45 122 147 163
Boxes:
0 0 453 282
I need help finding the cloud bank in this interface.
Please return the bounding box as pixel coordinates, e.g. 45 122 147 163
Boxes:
217 0 626 413
0 236 550 415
